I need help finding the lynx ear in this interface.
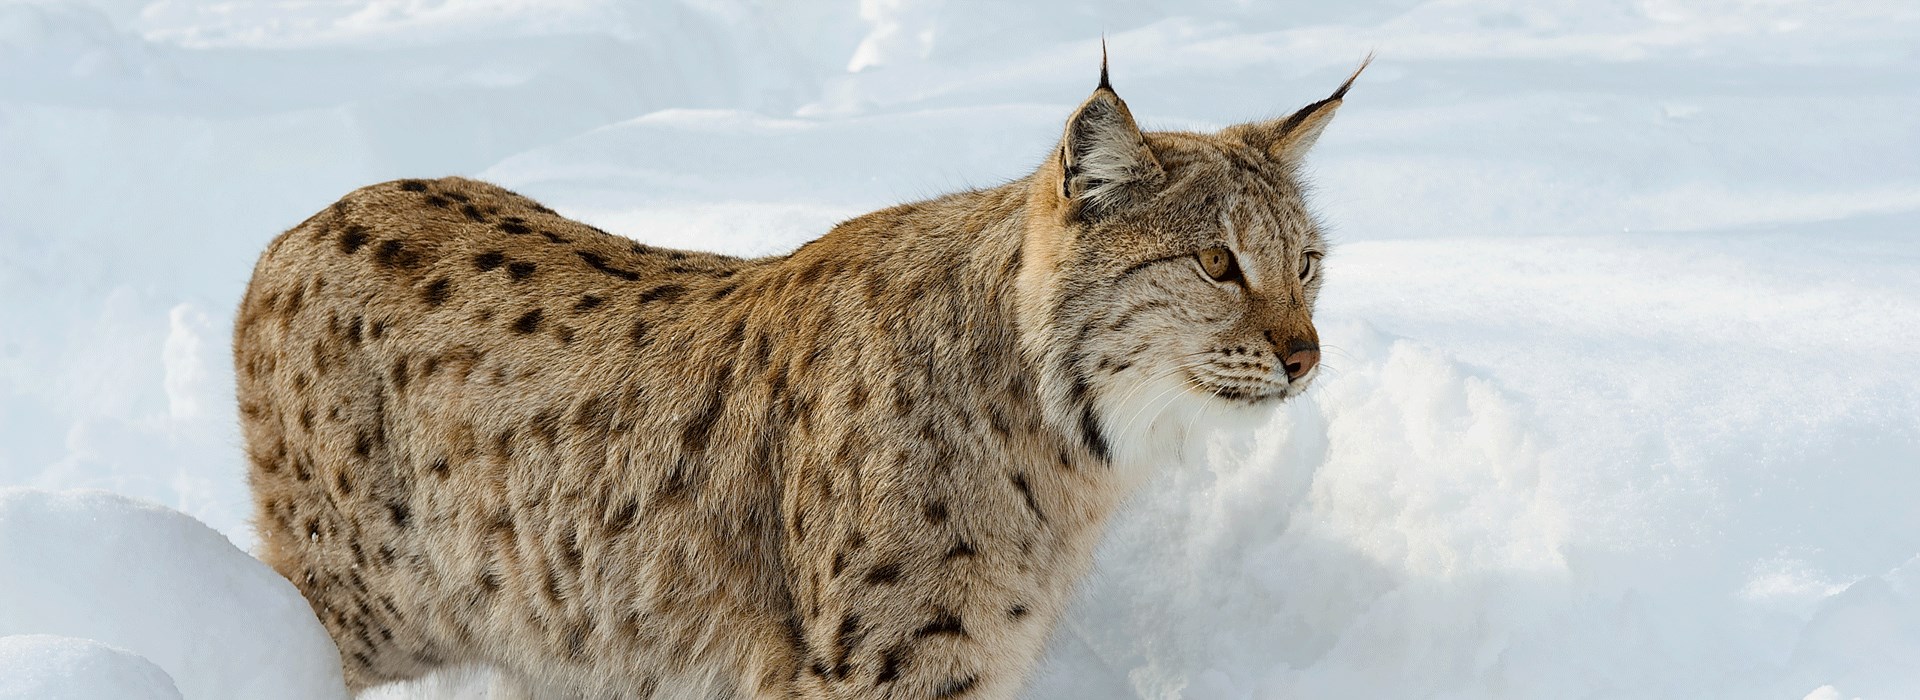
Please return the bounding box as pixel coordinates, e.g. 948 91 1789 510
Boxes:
1054 47 1162 219
1232 55 1372 162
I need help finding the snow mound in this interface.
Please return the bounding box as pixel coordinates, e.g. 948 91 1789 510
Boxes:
0 635 181 700
0 488 346 700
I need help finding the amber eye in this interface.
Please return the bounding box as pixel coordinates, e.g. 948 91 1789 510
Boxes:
1196 246 1240 282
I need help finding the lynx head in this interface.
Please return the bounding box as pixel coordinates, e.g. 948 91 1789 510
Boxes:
1015 54 1367 467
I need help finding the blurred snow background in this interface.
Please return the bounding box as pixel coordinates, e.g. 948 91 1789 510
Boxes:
2 0 1917 697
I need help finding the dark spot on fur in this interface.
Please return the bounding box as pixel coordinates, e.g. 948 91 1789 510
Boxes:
987 406 1012 438
529 410 562 448
639 284 685 304
474 251 506 271
390 357 409 392
914 610 966 638
1011 472 1044 522
498 220 531 235
424 194 450 207
660 455 700 501
493 429 515 462
833 614 863 679
573 394 615 431
605 499 639 534
876 645 908 685
398 180 428 192
512 310 544 334
388 502 411 527
630 319 650 347
574 294 604 312
678 365 731 453
541 231 568 244
559 529 583 570
353 431 373 459
933 676 978 698
710 282 739 300
507 261 536 280
1079 403 1111 463
564 623 588 660
429 457 450 478
422 277 452 307
335 470 353 495
831 550 848 578
865 563 902 585
576 251 641 281
338 226 370 254
945 540 975 560
796 259 829 286
374 240 420 268
924 501 948 523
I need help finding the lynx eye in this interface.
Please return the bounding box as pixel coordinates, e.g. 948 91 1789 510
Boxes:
1299 251 1322 281
1196 246 1241 283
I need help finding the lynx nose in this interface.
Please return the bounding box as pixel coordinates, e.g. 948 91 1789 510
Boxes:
1281 339 1320 381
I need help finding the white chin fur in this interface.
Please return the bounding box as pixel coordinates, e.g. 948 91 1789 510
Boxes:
1096 370 1280 489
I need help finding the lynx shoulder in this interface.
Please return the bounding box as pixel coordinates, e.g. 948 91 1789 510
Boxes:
234 59 1365 698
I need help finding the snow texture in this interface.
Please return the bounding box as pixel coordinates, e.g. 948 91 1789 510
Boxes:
1 0 1916 698
0 635 182 700
0 489 348 699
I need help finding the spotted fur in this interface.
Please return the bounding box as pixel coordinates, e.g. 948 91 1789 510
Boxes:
234 61 1363 698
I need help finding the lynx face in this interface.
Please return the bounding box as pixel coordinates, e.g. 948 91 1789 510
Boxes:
1074 139 1328 406
1018 60 1364 468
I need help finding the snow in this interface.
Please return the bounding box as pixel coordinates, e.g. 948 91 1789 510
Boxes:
0 635 182 700
2 0 1917 698
0 489 347 699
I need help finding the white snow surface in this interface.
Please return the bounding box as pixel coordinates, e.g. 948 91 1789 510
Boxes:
2 0 1917 698
0 634 182 700
0 489 348 699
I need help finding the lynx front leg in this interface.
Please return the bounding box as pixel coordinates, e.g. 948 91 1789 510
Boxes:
795 614 1012 700
793 564 1051 700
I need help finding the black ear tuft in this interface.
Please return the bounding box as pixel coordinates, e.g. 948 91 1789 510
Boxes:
1051 41 1163 219
1098 37 1112 92
1226 54 1373 162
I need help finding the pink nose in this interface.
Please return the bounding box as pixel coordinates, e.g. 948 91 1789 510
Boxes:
1282 340 1319 381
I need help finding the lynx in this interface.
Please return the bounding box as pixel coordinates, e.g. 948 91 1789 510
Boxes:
234 57 1365 698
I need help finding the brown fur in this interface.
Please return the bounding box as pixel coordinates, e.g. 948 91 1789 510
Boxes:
234 62 1363 698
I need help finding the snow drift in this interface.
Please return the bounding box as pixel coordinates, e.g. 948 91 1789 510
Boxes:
0 635 182 700
0 489 347 699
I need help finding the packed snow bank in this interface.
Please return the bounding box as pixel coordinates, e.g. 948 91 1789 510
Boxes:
0 489 346 700
0 635 182 700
